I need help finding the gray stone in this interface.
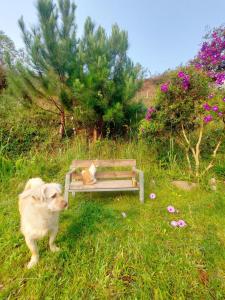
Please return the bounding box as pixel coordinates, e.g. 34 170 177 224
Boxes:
172 180 198 191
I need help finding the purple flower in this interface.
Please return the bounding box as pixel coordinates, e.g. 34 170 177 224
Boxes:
215 72 225 85
203 103 211 111
170 221 178 227
149 193 156 199
161 83 169 93
177 220 187 227
208 94 214 99
223 97 225 102
204 115 213 123
178 71 190 90
212 105 219 112
218 112 223 117
167 206 176 213
178 71 185 78
145 107 155 121
195 63 202 70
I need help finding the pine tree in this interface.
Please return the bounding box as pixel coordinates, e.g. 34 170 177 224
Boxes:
74 17 145 138
8 0 78 137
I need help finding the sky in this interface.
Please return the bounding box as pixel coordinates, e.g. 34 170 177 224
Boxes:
0 0 225 75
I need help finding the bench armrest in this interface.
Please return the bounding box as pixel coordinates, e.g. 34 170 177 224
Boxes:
132 167 143 179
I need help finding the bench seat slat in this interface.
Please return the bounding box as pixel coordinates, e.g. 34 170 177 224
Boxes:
72 171 136 180
69 179 139 191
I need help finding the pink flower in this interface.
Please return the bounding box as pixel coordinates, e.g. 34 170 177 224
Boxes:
208 94 214 99
177 220 187 227
212 105 219 112
167 206 176 213
223 97 225 102
218 112 223 117
203 103 211 111
178 71 185 78
204 115 213 123
161 83 169 93
149 193 156 199
170 221 178 227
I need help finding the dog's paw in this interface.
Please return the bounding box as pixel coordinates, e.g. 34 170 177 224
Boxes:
50 244 60 252
27 256 39 269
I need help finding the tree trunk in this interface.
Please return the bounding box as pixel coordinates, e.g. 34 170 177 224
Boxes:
59 110 65 138
93 127 98 143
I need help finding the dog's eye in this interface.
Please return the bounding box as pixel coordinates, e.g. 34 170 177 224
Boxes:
51 193 57 198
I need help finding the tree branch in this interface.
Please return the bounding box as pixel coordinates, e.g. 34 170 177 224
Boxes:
201 140 222 176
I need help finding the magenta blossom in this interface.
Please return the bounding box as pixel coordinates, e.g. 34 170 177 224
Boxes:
177 220 187 227
178 71 185 78
170 221 178 227
161 83 169 93
204 115 213 123
149 193 156 199
177 71 190 90
218 112 223 117
167 206 176 213
203 103 211 111
223 97 225 102
212 105 219 112
145 107 155 121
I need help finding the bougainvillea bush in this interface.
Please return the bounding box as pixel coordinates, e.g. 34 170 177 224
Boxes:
140 66 225 177
194 26 225 85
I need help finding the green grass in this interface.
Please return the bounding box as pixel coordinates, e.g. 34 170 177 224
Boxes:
0 139 225 299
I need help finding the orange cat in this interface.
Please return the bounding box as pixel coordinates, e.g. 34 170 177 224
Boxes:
81 163 97 185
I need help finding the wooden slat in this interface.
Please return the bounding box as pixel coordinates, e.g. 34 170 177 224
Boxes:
69 179 139 191
70 159 136 168
72 171 136 180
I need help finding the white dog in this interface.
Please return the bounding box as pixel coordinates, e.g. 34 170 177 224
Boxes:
19 178 67 268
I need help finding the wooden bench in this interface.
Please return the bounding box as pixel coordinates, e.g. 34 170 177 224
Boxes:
64 159 144 203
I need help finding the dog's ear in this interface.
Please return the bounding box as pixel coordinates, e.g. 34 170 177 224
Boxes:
30 185 47 202
43 184 62 199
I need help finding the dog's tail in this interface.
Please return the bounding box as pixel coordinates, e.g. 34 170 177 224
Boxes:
24 178 45 191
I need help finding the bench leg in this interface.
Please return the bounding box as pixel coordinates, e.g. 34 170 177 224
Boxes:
139 171 144 203
64 173 70 205
64 188 69 204
72 191 76 198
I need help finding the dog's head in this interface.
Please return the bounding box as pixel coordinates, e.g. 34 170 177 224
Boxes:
31 183 67 212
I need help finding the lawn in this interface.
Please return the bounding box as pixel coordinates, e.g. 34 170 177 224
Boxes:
0 139 225 299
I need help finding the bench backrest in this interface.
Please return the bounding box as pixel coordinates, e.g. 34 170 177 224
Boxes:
70 159 136 180
71 159 136 168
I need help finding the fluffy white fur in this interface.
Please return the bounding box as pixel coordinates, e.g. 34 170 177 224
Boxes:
24 177 45 191
19 178 67 269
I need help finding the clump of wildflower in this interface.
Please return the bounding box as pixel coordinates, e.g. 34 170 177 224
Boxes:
149 193 156 199
177 220 187 227
170 221 178 227
167 206 176 213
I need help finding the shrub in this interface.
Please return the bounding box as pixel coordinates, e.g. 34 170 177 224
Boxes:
140 66 225 177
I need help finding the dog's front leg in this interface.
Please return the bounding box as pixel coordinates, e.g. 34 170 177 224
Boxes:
49 227 60 252
25 237 39 269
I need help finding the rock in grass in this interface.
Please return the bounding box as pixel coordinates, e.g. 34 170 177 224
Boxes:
172 180 198 191
209 178 217 191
